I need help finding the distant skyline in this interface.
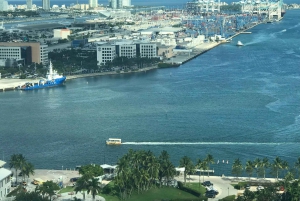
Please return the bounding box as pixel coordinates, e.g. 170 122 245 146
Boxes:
5 0 299 6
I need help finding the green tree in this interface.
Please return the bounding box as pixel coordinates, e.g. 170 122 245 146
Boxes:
9 154 26 184
79 164 104 177
245 160 254 180
205 154 214 177
262 157 270 179
270 156 285 180
86 178 102 200
14 191 49 201
22 162 35 182
294 157 300 179
36 180 60 201
179 156 194 185
158 150 176 187
75 174 92 200
232 158 243 178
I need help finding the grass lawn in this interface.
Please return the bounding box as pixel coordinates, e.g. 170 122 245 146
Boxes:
58 186 74 194
184 183 207 195
126 186 200 201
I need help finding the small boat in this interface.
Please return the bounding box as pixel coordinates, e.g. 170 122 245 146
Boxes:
106 138 122 145
236 41 243 46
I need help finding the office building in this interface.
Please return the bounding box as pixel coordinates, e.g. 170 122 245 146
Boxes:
0 0 8 11
0 42 49 65
27 0 32 9
42 0 50 10
122 0 131 7
89 0 97 8
97 41 157 66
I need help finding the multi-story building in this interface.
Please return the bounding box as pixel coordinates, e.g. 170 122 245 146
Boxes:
27 0 32 9
115 41 136 58
0 160 11 200
42 0 50 10
97 41 157 66
53 29 71 39
97 43 116 66
0 42 49 65
109 0 123 9
0 0 8 11
137 43 157 58
0 46 32 66
89 0 97 8
122 0 131 7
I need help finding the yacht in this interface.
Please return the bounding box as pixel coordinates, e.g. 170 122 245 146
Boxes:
236 41 244 46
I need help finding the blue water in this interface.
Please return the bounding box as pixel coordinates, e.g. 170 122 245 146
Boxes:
1 10 300 176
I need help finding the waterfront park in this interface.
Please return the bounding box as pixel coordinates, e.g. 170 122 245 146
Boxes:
5 149 300 201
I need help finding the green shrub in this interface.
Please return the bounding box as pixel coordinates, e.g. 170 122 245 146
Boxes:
234 184 241 190
219 195 236 201
177 181 203 198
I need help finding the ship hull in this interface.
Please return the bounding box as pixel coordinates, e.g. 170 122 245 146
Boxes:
20 77 66 91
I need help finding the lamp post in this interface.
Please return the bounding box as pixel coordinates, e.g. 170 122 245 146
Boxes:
228 187 229 196
62 165 63 171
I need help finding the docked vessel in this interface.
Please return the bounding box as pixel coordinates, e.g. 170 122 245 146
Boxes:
19 61 66 90
236 41 243 46
106 138 122 145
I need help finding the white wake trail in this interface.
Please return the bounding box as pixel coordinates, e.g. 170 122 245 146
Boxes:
122 142 298 145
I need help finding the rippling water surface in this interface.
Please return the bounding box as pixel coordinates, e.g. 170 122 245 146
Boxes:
1 10 300 176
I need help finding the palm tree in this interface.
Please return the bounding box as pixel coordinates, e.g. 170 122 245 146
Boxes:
253 158 261 179
245 160 254 180
75 174 92 200
232 158 243 178
261 157 270 179
179 156 194 185
294 157 300 179
22 162 35 182
9 154 27 184
87 178 102 201
271 156 284 180
205 154 214 177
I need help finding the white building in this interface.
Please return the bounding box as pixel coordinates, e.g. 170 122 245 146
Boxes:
42 0 50 10
0 160 12 200
122 0 131 7
0 47 22 61
26 0 32 9
97 44 116 66
89 0 98 8
97 41 157 66
0 0 8 11
137 43 157 58
116 41 136 58
53 29 71 39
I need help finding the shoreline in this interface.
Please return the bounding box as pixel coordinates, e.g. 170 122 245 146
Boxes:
0 20 266 92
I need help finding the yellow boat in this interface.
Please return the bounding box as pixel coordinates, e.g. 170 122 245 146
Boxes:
106 138 122 145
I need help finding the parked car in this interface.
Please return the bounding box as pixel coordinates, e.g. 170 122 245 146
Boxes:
245 184 250 189
207 189 219 195
257 186 264 191
205 191 216 198
70 177 80 182
202 181 213 186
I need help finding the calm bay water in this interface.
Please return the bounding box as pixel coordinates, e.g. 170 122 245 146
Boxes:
1 10 300 176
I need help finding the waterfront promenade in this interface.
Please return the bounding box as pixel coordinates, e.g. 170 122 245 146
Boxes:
10 169 280 201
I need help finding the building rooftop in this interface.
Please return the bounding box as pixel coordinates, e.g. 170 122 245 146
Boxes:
0 160 6 168
18 23 66 31
0 168 11 181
